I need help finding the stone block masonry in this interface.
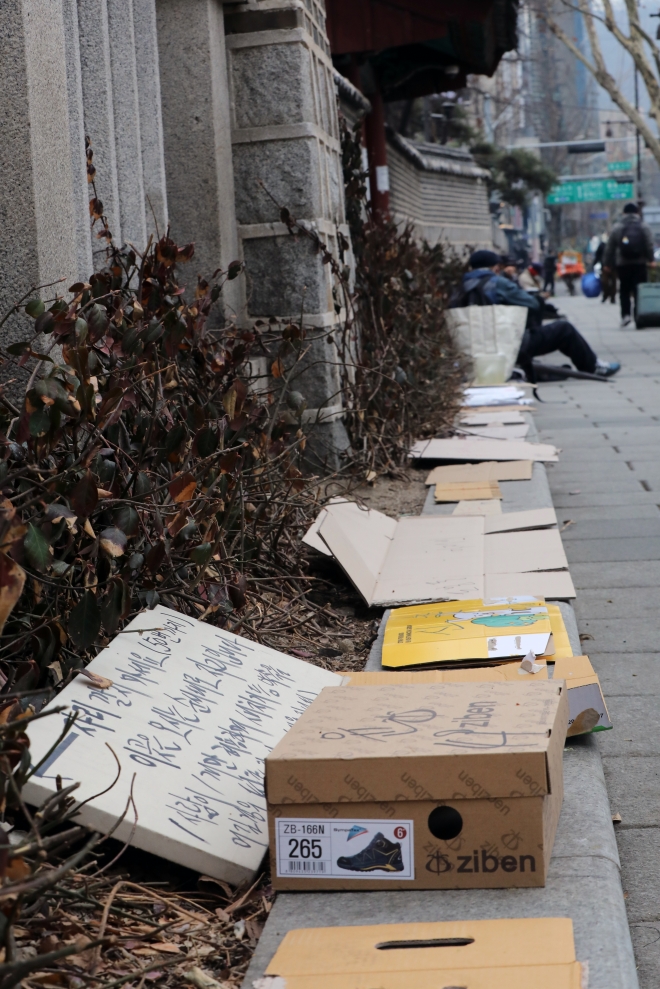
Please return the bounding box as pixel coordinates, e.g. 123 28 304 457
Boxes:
225 0 352 462
0 0 351 460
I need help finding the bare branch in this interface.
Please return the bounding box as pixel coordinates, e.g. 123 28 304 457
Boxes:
540 1 660 167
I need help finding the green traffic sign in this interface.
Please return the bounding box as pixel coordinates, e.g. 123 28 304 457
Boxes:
547 178 634 204
607 160 633 172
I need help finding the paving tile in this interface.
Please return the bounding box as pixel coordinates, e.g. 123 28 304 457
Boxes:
601 757 660 827
572 587 659 617
562 537 660 563
570 561 660 588
588 653 660 697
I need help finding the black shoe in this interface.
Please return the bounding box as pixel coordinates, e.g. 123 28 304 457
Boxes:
337 832 404 873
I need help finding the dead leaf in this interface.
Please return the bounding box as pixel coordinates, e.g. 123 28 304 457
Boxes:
0 552 26 637
76 669 113 690
5 856 30 881
214 907 230 922
84 519 96 538
97 488 113 499
153 942 181 953
184 967 224 989
169 473 196 504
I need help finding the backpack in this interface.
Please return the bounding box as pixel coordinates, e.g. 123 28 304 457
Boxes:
620 218 646 261
449 272 497 308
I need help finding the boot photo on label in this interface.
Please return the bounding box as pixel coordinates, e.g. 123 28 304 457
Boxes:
336 832 405 873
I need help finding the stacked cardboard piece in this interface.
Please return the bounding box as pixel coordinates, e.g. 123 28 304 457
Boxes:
303 500 575 602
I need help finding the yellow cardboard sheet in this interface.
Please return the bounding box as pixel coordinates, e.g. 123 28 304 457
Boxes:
264 918 582 989
434 479 502 502
382 601 554 667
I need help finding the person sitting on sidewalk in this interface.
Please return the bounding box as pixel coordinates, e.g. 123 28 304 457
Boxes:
603 202 654 326
453 250 620 380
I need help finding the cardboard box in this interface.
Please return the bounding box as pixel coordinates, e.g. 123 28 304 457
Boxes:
306 502 575 605
409 437 558 463
264 917 583 989
341 655 609 738
266 681 568 890
342 664 549 686
426 460 533 484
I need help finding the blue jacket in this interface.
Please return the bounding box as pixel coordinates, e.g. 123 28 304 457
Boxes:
462 269 541 310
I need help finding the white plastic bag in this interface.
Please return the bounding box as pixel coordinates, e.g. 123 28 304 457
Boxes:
446 305 528 383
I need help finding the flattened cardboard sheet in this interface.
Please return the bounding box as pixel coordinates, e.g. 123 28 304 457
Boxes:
460 423 530 440
318 505 485 606
434 479 501 502
484 507 557 532
302 497 352 556
460 410 527 426
426 460 533 484
264 918 583 989
310 504 573 607
410 438 558 463
485 528 568 573
485 570 576 600
453 499 503 515
23 606 341 884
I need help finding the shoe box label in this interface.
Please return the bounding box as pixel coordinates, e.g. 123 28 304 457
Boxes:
275 818 415 880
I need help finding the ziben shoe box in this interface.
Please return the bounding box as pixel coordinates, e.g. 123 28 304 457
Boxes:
266 680 568 890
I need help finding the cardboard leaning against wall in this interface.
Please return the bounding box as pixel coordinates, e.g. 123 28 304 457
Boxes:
263 917 584 989
266 680 568 891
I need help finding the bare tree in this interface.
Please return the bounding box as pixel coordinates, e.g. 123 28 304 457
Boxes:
538 0 660 166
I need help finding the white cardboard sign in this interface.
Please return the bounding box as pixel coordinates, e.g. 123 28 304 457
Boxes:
24 606 341 884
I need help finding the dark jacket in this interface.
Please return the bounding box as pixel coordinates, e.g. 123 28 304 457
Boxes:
460 269 541 310
603 214 654 268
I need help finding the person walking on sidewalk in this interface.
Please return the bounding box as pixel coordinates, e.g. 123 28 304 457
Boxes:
603 203 654 326
452 251 621 381
542 253 557 295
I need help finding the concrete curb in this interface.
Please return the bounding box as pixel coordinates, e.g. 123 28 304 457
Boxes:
242 417 639 989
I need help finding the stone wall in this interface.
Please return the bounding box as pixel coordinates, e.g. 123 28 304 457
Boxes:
225 0 352 461
0 0 351 461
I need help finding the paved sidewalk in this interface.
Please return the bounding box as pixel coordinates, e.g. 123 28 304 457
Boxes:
535 293 660 989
